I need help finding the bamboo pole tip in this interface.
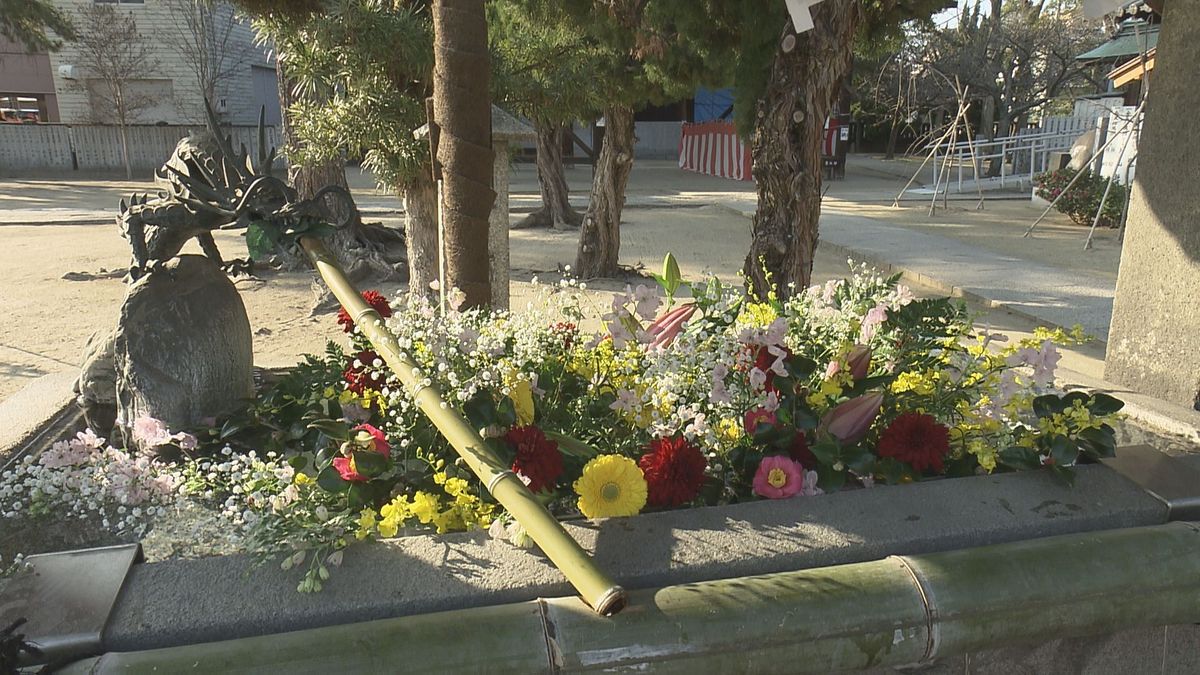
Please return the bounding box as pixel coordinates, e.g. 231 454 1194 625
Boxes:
595 586 628 616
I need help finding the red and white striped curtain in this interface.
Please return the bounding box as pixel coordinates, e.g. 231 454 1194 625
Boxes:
678 121 753 181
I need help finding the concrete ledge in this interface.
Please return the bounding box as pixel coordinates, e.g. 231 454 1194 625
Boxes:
103 463 1165 652
0 371 80 459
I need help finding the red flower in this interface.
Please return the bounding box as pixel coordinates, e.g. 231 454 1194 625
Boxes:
743 407 777 436
752 345 792 393
638 436 707 507
551 322 578 349
337 290 393 333
877 412 951 473
788 431 817 467
332 424 391 482
343 350 384 395
505 425 563 493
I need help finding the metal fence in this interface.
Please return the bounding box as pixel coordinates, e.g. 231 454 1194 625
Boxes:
0 123 281 174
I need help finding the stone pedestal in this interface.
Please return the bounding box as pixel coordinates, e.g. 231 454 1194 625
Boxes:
1105 3 1200 411
488 144 512 310
113 255 254 447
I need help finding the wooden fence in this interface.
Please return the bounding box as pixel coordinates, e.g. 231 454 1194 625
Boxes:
0 123 281 174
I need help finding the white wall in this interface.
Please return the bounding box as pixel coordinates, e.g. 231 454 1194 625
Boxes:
47 0 276 126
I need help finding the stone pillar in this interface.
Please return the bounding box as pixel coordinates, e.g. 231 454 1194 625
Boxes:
489 142 511 310
1105 2 1200 411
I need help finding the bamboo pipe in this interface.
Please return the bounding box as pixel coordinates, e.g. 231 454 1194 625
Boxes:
299 236 626 616
61 521 1200 673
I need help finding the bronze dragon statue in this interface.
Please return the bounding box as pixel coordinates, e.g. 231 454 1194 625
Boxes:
118 102 353 280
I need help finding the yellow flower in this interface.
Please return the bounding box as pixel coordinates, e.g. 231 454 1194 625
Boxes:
410 491 441 524
574 455 648 519
737 302 778 328
293 473 313 486
716 418 743 447
355 508 378 540
890 370 937 396
506 371 536 425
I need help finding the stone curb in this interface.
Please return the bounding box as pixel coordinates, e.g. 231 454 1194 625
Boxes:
100 464 1165 652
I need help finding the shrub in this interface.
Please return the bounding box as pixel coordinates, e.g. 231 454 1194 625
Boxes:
1034 167 1129 228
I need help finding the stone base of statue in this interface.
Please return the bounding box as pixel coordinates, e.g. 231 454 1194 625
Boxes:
76 255 254 451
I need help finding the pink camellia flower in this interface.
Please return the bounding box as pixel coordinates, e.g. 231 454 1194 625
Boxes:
743 407 777 436
752 456 805 499
846 344 872 381
332 424 391 482
821 392 884 445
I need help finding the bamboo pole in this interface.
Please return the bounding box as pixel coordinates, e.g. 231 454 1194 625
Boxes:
299 236 626 616
63 521 1200 673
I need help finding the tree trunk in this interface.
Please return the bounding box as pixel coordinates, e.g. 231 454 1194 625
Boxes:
575 105 634 279
119 121 132 181
884 118 899 160
515 121 583 229
432 0 494 309
276 61 405 301
403 171 439 296
744 3 862 299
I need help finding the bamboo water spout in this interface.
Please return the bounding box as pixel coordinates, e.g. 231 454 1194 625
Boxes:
299 236 626 616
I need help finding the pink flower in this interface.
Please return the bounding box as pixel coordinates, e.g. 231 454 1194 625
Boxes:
752 456 805 499
646 304 696 348
821 392 884 445
743 407 777 436
858 305 889 343
846 344 872 381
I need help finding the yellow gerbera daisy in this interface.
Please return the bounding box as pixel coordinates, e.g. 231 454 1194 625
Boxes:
574 455 648 519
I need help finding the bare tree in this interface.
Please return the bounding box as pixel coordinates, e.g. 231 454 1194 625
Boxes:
73 4 160 179
166 0 256 119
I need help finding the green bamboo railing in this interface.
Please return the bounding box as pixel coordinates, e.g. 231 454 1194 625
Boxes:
60 521 1200 673
300 237 626 616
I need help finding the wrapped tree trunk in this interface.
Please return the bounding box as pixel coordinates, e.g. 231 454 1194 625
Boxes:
432 0 495 309
515 121 583 229
744 3 861 299
575 105 634 279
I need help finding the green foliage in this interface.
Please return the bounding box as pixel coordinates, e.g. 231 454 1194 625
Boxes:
247 1 432 188
0 0 76 52
489 0 613 125
1034 167 1129 227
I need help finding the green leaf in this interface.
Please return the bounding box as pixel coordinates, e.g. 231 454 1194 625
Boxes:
317 465 350 493
245 221 281 261
308 419 350 440
1077 427 1117 459
544 431 600 459
841 444 875 475
219 419 247 440
288 455 308 470
999 445 1040 470
809 439 840 467
815 462 847 492
351 450 389 478
1032 394 1065 419
463 392 498 430
1048 434 1078 467
1089 393 1124 415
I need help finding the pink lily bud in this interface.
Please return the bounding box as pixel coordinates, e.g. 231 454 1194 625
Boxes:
847 344 872 381
647 304 697 348
820 392 884 445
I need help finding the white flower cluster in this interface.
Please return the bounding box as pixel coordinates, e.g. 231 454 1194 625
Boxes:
177 447 296 530
0 430 179 535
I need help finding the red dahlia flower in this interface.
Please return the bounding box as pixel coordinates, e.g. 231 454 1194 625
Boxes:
343 350 384 395
638 436 707 507
788 431 817 467
877 412 951 473
505 425 563 493
337 290 393 333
